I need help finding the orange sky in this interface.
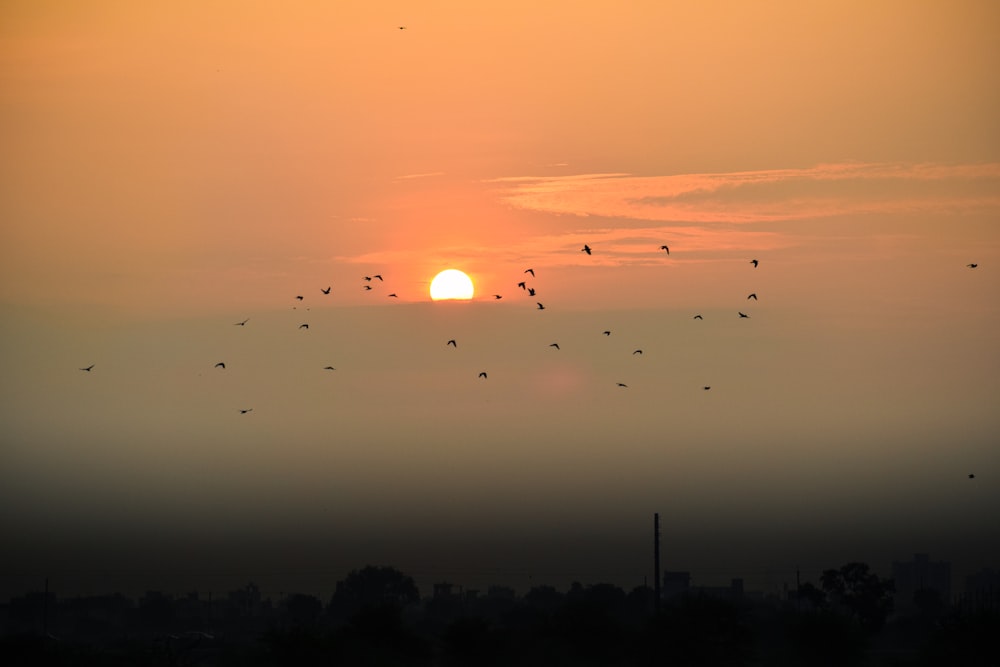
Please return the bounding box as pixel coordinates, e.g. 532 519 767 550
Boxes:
1 1 999 597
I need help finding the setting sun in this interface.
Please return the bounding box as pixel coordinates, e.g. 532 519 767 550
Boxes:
429 269 474 300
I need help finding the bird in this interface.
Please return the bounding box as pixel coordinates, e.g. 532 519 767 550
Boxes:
616 383 628 388
322 287 331 294
582 244 592 255
603 330 611 336
388 293 398 298
747 293 757 300
299 323 309 329
703 386 711 391
493 294 503 299
398 26 406 29
363 276 372 281
968 473 975 479
528 287 536 296
234 318 249 326
536 302 545 310
518 281 526 290
549 343 560 350
295 295 304 300
214 362 225 369
750 259 758 267
660 245 670 254
633 349 642 355
373 274 383 281
524 268 535 276
323 366 336 370
738 312 750 318
693 315 703 320
80 364 94 372
478 372 488 379
967 263 978 268
363 285 372 290
447 339 457 347
239 408 253 414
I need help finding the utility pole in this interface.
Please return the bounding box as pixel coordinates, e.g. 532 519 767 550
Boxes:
654 513 661 614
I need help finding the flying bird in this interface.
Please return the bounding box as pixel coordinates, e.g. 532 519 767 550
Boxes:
633 349 643 355
967 263 978 268
738 312 750 318
660 245 670 254
536 302 545 310
603 330 611 336
80 364 94 372
747 293 757 300
323 366 336 370
447 339 457 347
528 287 536 296
363 285 372 290
703 386 711 390
388 293 398 298
373 274 383 281
693 315 703 320
363 276 372 281
478 372 488 379
295 295 304 300
517 281 527 290
549 343 560 350
234 318 249 326
750 259 758 267
968 473 975 479
299 323 309 329
398 26 406 29
239 408 253 414
493 294 503 299
616 382 628 388
582 244 592 255
524 268 535 276
322 287 331 294
214 362 225 369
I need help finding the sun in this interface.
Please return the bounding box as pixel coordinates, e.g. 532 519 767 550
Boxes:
430 269 475 300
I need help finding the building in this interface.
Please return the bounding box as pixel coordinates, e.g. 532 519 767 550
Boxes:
892 553 951 614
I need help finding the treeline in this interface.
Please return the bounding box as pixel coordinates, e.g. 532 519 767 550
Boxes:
2 563 997 666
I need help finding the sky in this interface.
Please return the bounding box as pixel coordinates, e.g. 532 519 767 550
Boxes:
2 1 999 601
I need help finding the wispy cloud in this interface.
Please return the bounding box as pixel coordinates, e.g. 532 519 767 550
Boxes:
490 162 1000 224
393 171 446 182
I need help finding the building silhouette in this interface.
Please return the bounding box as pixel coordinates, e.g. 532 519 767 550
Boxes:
892 553 951 614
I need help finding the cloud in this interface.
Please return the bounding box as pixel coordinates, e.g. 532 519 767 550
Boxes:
490 162 1000 224
393 171 446 182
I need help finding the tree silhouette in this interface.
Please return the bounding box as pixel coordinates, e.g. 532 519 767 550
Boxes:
330 565 420 614
820 561 894 632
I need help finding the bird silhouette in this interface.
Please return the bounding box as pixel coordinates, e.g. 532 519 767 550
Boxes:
747 293 757 300
80 364 94 372
528 287 536 296
493 294 503 299
398 26 406 29
660 245 670 254
215 362 225 369
967 263 978 268
738 312 750 318
388 293 398 298
524 268 535 276
239 408 253 414
447 339 457 347
374 274 383 281
363 276 372 281
617 382 628 388
536 302 545 310
750 259 758 267
633 349 643 355
582 244 592 255
693 315 703 320
518 281 526 290
322 287 331 294
703 386 711 390
295 295 304 300
549 343 560 350
603 330 611 336
299 323 309 329
479 372 488 379
968 473 975 479
234 318 249 326
323 366 336 370
363 285 372 290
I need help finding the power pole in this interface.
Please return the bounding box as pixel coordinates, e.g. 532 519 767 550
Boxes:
654 513 661 614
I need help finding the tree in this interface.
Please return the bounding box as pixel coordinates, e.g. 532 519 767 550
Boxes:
820 561 894 632
329 565 420 616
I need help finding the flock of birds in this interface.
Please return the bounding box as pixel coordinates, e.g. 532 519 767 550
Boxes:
75 249 983 481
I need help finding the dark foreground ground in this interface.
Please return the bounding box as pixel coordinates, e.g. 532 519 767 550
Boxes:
3 564 998 666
